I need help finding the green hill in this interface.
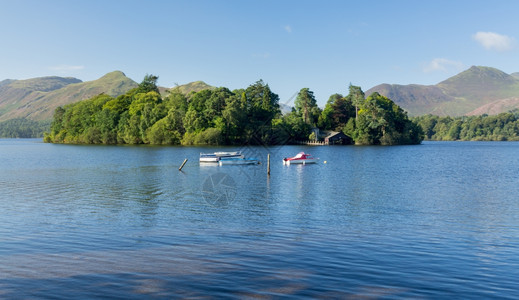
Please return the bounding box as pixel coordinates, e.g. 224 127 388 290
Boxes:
158 81 214 98
366 66 519 116
0 71 137 121
167 80 214 95
0 76 81 120
365 83 455 116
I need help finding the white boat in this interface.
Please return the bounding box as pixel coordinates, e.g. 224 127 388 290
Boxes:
218 157 259 166
199 155 220 163
282 152 318 165
213 151 243 157
199 151 244 162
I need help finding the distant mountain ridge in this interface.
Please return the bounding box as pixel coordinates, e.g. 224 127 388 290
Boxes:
0 71 138 121
0 71 220 123
3 66 518 124
366 66 519 116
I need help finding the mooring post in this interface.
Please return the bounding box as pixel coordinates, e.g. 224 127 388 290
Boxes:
267 154 270 176
179 158 188 171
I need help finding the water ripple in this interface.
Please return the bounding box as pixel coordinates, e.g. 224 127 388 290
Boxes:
1 140 519 298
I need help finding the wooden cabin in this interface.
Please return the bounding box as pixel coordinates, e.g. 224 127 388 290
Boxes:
324 131 353 145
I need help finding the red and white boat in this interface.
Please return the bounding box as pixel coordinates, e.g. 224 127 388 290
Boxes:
283 152 318 165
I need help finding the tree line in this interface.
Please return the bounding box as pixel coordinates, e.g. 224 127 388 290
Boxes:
0 118 50 138
413 112 519 141
43 75 423 145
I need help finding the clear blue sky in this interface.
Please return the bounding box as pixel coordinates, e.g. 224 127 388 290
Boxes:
1 0 518 106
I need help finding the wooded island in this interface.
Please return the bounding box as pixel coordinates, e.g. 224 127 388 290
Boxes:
44 75 423 145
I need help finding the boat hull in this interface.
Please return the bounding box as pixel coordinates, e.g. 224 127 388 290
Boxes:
283 152 318 165
199 151 244 163
199 156 220 162
219 158 259 165
283 158 318 165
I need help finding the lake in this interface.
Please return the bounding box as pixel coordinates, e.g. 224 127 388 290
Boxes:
1 139 519 299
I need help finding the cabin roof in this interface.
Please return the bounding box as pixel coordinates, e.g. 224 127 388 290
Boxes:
325 131 347 138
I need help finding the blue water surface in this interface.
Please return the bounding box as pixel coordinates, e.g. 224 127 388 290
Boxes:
1 139 518 298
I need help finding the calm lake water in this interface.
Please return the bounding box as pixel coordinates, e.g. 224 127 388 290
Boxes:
1 139 519 299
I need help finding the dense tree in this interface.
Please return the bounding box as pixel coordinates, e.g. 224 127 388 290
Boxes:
147 109 185 145
44 75 425 145
318 93 355 131
241 80 281 144
221 92 246 143
0 118 50 138
165 90 188 112
94 107 119 144
205 87 232 123
349 84 365 120
294 88 321 126
318 94 339 130
413 112 519 141
136 74 160 94
344 88 423 145
280 110 313 142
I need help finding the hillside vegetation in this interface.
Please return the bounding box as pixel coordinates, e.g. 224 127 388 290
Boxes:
413 111 519 141
367 66 519 116
0 118 50 138
0 71 138 122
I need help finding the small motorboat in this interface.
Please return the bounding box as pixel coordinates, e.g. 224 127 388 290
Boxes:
199 151 244 162
283 152 318 165
218 157 259 166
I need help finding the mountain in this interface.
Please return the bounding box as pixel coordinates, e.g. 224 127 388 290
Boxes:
157 81 214 98
465 97 519 116
168 81 214 94
365 83 455 116
0 71 137 121
366 66 519 116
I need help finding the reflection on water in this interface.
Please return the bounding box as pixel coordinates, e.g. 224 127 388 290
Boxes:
1 139 519 298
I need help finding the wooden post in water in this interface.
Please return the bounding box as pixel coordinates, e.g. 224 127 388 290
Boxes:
179 158 188 171
267 154 270 176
